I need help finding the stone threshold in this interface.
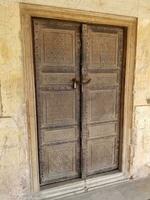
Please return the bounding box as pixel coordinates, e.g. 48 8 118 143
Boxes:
32 172 128 200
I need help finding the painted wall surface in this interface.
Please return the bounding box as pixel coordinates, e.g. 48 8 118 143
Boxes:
0 0 150 199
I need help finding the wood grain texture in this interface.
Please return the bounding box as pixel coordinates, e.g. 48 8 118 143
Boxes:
33 18 125 184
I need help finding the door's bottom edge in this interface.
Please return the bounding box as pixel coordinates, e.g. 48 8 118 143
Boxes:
31 172 128 200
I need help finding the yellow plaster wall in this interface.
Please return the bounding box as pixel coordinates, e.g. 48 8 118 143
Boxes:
0 0 150 199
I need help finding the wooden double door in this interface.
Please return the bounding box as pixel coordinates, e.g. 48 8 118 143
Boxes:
32 18 125 186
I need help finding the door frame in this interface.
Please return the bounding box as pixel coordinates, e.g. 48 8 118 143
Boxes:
20 3 137 197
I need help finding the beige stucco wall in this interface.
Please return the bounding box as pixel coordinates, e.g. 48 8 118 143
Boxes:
0 0 150 199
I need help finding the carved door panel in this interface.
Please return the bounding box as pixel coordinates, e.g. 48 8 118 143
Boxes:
81 24 124 176
33 19 81 185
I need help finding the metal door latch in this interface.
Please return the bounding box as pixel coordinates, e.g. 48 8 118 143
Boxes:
72 78 79 89
72 77 91 89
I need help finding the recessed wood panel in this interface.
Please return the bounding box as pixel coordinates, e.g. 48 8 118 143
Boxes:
90 72 119 88
89 32 118 68
90 89 118 122
87 136 118 174
40 73 75 85
89 122 118 139
41 127 78 145
42 29 75 66
40 91 76 126
40 142 79 183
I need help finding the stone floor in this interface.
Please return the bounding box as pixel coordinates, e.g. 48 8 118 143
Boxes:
61 177 150 200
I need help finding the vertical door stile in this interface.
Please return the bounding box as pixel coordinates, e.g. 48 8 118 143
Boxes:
81 24 89 179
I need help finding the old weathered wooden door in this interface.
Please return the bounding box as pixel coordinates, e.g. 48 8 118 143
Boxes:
33 18 124 186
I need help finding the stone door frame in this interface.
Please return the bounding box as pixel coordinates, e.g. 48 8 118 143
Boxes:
20 3 137 199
